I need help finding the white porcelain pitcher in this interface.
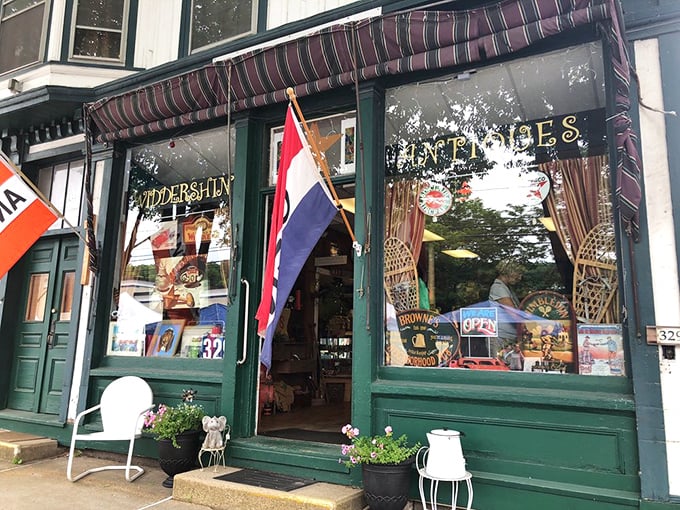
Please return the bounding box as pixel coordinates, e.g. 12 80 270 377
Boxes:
425 429 466 479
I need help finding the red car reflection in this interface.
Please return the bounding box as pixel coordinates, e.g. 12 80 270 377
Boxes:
450 357 510 370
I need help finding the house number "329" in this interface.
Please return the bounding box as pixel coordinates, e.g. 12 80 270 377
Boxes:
656 327 680 344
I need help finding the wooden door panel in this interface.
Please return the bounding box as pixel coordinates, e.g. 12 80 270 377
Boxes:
8 237 77 415
40 239 78 414
40 358 65 414
18 331 43 347
8 357 39 410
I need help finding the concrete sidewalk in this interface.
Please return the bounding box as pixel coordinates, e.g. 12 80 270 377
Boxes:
0 451 212 510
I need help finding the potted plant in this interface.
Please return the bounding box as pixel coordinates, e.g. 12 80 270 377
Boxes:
340 424 420 510
143 389 205 487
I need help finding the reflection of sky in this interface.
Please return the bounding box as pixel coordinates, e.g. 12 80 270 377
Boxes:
385 42 604 145
470 166 546 211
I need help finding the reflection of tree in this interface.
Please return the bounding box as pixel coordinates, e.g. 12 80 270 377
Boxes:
191 0 252 49
122 164 163 274
123 262 226 289
382 45 606 315
115 164 164 308
424 197 563 312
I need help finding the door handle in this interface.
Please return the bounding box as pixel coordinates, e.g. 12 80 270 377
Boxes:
237 278 249 365
46 308 58 349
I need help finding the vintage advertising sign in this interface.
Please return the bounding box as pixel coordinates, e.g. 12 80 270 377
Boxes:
396 309 458 367
526 171 550 203
150 221 178 251
460 307 498 337
418 182 453 218
519 291 575 370
0 154 57 278
577 324 624 376
182 215 213 245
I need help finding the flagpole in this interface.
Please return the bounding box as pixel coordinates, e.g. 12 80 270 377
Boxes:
0 151 90 248
286 87 362 256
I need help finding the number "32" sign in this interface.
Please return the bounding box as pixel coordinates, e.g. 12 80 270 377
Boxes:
201 335 224 359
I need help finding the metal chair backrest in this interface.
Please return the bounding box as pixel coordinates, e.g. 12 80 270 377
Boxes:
99 376 153 436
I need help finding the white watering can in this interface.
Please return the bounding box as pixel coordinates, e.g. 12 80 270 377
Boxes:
424 429 466 479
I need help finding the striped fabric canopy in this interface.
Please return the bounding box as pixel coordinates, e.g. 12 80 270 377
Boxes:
85 0 642 239
87 0 612 142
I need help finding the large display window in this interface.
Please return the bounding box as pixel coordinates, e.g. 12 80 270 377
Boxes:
110 126 235 359
383 42 623 376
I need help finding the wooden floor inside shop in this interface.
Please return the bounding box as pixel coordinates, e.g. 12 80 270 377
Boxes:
258 401 351 435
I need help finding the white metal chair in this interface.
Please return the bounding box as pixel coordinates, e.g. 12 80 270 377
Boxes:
67 376 153 482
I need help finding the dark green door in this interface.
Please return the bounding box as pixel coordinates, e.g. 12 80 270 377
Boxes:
8 237 79 414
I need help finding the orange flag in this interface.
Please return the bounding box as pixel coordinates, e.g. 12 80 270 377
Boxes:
0 155 57 278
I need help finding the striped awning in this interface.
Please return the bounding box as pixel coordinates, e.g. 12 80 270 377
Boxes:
85 0 642 239
87 0 611 142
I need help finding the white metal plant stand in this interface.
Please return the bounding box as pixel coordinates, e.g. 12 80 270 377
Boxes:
416 446 473 510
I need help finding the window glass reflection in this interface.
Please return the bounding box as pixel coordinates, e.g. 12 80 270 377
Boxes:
60 271 75 321
25 273 49 322
113 126 235 359
383 43 622 376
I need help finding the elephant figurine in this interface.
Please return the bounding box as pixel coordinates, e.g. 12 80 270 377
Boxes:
201 415 227 449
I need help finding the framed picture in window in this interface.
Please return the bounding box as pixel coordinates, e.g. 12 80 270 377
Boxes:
180 324 212 358
339 117 356 175
268 130 284 186
577 324 624 376
148 320 186 357
106 322 145 357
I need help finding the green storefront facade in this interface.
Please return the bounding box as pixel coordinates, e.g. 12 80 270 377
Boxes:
0 1 678 509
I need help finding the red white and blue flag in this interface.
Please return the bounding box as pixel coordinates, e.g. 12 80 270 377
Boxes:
0 154 57 279
255 105 338 369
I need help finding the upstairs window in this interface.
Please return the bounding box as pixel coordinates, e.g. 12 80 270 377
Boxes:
0 0 47 74
190 0 257 53
70 0 128 62
36 159 85 230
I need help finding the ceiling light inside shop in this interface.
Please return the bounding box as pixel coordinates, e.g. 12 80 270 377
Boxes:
339 198 444 242
442 249 479 259
422 230 444 242
539 217 557 231
338 198 356 213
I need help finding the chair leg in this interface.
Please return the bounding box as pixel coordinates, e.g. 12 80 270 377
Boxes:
67 438 144 483
124 437 145 482
66 439 78 482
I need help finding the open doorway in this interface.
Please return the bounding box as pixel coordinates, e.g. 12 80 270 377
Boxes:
257 197 354 443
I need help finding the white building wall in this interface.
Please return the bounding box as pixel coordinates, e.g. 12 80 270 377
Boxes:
46 0 67 62
267 0 358 29
134 0 183 69
634 37 680 497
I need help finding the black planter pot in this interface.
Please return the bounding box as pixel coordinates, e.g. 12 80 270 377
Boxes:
157 430 201 488
361 458 414 510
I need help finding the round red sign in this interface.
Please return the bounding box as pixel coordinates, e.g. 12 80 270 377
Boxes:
418 183 453 217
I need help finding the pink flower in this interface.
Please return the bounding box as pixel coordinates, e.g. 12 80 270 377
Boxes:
143 411 156 428
341 444 354 455
370 452 377 458
384 426 393 436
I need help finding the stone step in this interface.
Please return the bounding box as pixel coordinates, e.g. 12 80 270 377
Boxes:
0 429 60 464
173 466 365 510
